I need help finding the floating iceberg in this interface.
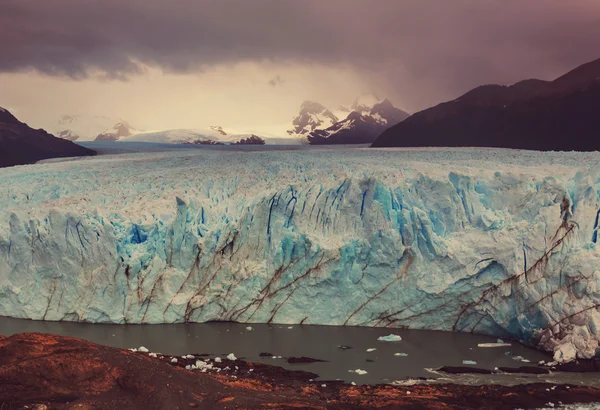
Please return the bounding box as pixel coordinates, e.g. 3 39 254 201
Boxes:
377 334 402 342
477 342 511 348
2 147 600 362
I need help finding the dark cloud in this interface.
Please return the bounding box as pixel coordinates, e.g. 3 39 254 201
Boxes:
1 0 600 110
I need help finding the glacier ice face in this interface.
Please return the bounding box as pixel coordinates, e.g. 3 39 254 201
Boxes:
1 147 600 362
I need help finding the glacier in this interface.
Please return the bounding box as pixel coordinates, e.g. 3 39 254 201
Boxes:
1 146 600 362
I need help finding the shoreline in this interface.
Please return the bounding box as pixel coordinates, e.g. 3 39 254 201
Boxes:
2 332 600 409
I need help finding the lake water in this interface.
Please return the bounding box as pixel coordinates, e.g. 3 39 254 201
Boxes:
2 317 597 386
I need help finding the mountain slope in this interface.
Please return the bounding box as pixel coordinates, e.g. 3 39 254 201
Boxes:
0 107 95 168
308 99 410 145
372 57 600 150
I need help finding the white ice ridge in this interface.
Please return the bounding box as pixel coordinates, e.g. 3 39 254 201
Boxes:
1 147 600 363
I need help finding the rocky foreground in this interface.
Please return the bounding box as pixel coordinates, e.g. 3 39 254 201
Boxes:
1 333 600 409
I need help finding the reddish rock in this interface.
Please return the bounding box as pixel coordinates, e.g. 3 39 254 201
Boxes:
2 333 600 409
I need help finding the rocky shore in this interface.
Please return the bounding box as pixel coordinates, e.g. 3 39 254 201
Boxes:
1 333 600 409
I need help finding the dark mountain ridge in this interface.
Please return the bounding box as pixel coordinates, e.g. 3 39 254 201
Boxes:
0 107 95 168
372 57 600 150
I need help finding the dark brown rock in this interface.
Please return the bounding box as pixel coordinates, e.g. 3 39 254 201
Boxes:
287 356 327 364
438 366 494 374
497 366 550 375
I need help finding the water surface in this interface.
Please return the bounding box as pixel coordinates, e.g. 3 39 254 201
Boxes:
2 317 596 386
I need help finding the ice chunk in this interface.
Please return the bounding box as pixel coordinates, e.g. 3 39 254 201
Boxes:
246 326 254 331
366 348 377 352
553 343 577 363
171 358 178 363
137 346 149 353
227 353 237 361
462 360 477 365
394 353 408 357
477 343 511 348
214 357 222 363
377 334 402 342
352 369 368 375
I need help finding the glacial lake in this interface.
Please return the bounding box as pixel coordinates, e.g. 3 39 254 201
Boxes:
2 317 598 386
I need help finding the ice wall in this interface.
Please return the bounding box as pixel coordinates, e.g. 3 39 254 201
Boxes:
1 147 600 362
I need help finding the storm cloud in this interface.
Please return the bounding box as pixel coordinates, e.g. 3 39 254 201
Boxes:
1 0 600 110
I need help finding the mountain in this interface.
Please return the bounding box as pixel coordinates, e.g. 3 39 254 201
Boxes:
0 107 95 168
53 115 138 142
372 57 600 150
351 94 384 115
231 135 266 145
307 98 410 145
122 127 279 145
286 101 339 138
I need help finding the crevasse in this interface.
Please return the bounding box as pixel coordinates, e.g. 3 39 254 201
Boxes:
1 148 600 362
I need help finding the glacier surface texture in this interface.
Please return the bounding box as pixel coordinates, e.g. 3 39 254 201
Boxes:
1 147 600 362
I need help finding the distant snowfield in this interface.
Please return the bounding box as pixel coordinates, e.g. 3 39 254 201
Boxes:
121 128 303 145
2 147 600 364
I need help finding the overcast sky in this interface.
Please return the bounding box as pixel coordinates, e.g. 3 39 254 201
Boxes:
1 0 599 133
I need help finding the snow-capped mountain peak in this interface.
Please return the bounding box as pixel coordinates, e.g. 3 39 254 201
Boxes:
369 98 410 125
304 97 410 145
53 115 139 142
350 93 384 114
287 100 339 137
209 125 227 136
